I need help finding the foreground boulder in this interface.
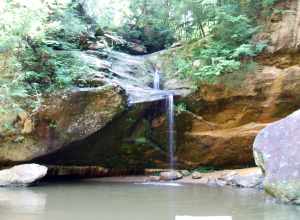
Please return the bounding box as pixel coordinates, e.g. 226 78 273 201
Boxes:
254 109 300 204
0 164 47 186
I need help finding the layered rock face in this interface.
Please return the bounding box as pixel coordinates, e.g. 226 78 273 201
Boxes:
158 65 300 168
256 0 300 56
256 0 300 68
35 62 300 170
158 0 300 168
254 110 300 204
0 85 126 165
251 1 300 203
28 37 300 171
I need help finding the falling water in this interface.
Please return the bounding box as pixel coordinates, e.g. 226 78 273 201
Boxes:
153 69 160 90
153 68 175 170
167 93 175 170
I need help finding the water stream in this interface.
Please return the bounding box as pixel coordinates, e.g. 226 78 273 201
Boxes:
153 69 175 170
154 69 160 90
167 94 175 170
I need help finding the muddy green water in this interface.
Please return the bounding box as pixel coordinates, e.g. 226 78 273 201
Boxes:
0 180 299 220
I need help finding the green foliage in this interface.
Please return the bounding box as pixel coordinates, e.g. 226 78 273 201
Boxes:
21 50 91 93
176 103 188 114
134 137 148 145
195 58 241 80
47 1 88 46
119 24 175 53
118 0 176 52
113 0 270 79
0 0 93 111
2 122 15 132
170 1 269 81
212 9 257 46
0 0 276 105
232 44 256 58
262 0 280 7
174 58 193 79
49 120 58 129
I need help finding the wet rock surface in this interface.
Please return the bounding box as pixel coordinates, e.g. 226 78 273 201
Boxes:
254 109 300 204
0 164 47 186
76 50 192 104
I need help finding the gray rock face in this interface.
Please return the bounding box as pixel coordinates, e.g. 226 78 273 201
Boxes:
0 164 47 186
77 50 193 104
253 109 300 204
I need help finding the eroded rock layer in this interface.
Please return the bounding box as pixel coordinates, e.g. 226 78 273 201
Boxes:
0 85 126 165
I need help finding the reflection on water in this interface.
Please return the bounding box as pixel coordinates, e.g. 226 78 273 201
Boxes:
0 188 47 220
136 182 182 187
0 188 46 213
0 180 300 220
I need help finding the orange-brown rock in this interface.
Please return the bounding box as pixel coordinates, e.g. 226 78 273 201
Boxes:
256 0 300 67
157 64 300 168
177 123 267 167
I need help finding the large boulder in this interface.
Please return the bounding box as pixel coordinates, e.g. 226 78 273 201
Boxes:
0 164 47 186
253 109 300 204
0 85 126 165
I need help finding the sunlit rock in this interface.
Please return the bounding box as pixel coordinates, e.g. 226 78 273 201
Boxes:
0 164 47 186
160 170 183 181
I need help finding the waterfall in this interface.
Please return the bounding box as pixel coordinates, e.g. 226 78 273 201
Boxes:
153 69 160 90
153 69 175 170
167 93 175 170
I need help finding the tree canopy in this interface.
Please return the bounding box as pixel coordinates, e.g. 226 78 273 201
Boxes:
0 0 278 106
